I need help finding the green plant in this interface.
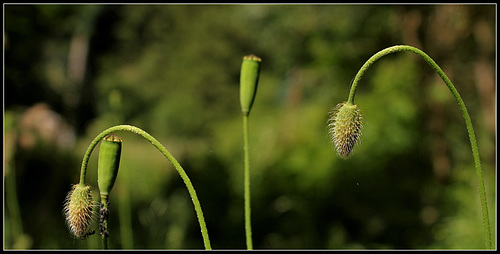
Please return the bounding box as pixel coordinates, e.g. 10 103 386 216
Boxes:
64 125 211 250
65 53 263 250
96 134 122 249
239 54 262 250
328 45 492 249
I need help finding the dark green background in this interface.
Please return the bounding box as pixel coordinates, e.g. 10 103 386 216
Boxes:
4 4 496 249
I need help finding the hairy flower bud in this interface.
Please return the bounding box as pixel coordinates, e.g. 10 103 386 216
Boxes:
63 184 95 238
328 102 363 158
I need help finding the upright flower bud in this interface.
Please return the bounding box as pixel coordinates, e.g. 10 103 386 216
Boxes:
64 184 95 238
98 134 122 197
240 54 262 115
328 102 363 158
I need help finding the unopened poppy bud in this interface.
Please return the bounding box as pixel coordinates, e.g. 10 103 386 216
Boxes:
328 102 363 158
98 134 122 197
64 184 95 238
240 54 262 115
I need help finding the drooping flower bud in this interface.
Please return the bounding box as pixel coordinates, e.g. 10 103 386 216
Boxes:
64 184 95 238
328 102 363 158
240 54 262 115
98 134 122 197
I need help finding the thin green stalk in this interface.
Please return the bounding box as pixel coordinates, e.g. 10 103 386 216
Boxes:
79 125 211 250
239 54 260 250
5 161 24 248
347 45 491 249
243 113 253 250
101 195 109 250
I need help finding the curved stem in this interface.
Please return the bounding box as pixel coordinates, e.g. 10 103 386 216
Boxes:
348 45 491 249
243 114 253 250
79 125 211 250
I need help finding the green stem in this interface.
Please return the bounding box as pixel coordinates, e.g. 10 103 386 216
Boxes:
243 113 253 250
5 161 24 247
79 125 211 250
347 45 491 249
101 195 109 250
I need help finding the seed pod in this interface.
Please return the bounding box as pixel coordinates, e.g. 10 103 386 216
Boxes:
328 102 363 158
98 134 122 197
240 54 262 115
63 184 95 238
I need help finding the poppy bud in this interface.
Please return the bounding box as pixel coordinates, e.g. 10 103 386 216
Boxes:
328 102 363 158
98 134 122 197
240 54 262 115
64 184 95 238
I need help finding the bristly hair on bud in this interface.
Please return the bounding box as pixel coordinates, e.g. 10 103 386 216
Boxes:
63 184 96 239
327 102 363 159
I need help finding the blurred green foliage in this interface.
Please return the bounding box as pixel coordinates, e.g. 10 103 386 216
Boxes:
4 4 496 249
